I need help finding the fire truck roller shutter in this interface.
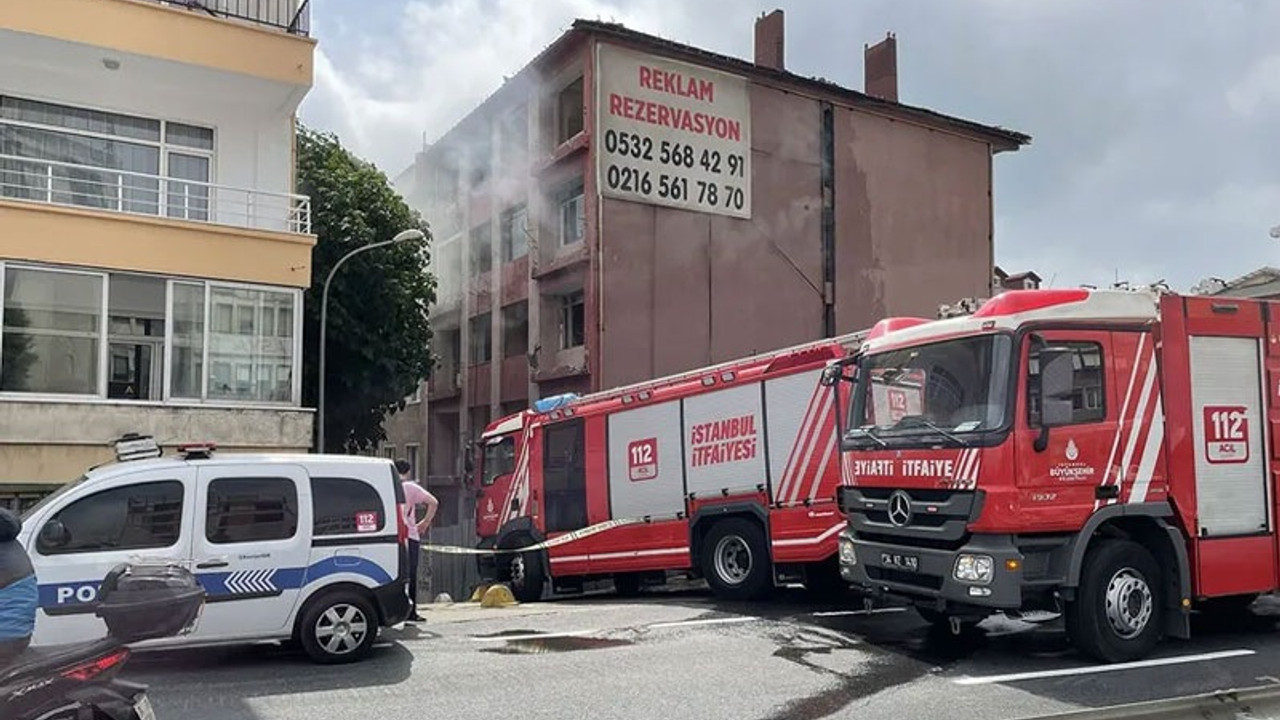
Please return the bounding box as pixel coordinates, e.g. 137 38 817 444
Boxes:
1188 336 1269 538
764 368 829 505
683 381 768 498
607 400 686 519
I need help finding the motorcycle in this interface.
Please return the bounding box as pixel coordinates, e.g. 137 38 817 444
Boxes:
1 562 206 720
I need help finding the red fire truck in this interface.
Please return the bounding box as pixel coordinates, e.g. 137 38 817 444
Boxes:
827 287 1279 662
470 331 866 602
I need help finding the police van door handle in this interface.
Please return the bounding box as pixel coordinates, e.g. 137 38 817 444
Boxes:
196 558 229 569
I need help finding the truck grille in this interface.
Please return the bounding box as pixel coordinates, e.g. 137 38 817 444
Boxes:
865 566 944 591
837 487 982 547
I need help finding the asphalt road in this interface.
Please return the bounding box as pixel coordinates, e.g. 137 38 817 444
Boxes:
122 588 1280 720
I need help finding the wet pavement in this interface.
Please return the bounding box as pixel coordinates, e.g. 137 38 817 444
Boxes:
120 587 1280 720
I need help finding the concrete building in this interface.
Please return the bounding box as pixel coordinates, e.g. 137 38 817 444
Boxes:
0 0 316 508
384 12 1030 508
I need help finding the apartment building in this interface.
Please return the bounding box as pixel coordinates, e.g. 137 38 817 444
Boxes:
385 12 1029 503
0 0 316 507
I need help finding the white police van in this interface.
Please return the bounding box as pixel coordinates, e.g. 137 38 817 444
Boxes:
17 435 413 664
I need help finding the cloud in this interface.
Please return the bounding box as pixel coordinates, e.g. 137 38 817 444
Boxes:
300 0 1280 291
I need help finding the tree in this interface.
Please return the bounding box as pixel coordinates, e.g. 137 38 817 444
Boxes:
296 124 436 453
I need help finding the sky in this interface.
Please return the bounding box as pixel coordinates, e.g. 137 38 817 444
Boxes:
299 0 1280 292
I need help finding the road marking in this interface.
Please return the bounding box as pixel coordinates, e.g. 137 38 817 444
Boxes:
648 617 755 629
810 608 908 618
952 649 1256 685
469 630 599 642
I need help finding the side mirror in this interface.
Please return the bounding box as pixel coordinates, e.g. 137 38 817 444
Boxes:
39 519 69 549
1038 347 1076 428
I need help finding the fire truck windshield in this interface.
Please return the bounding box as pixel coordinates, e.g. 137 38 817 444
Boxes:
847 334 1014 447
481 436 516 486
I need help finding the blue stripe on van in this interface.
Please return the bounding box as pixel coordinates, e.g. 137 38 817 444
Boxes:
39 556 395 610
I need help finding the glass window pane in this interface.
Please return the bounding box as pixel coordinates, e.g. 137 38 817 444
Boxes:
165 122 214 151
0 125 160 214
2 267 102 394
37 481 183 555
311 477 384 536
207 286 296 403
171 282 205 399
205 477 298 544
1 96 160 142
165 153 210 221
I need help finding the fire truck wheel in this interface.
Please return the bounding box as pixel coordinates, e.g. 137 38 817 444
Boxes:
702 518 771 601
1067 539 1164 663
505 539 546 604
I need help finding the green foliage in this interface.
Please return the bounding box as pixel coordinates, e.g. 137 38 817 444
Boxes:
297 124 436 453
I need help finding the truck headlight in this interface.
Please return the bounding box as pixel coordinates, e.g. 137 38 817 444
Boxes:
838 536 857 566
953 554 994 584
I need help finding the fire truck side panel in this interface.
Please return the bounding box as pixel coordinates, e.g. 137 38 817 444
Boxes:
764 368 833 507
606 399 686 520
1179 298 1275 596
683 382 769 498
584 414 612 526
551 520 693 575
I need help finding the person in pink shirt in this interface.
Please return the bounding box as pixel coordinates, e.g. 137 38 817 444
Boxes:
396 459 438 623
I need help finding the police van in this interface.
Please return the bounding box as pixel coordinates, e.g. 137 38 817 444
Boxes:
17 435 412 664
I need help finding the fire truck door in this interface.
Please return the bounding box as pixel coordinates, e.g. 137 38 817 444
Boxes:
543 420 588 533
1187 333 1275 596
1016 331 1114 528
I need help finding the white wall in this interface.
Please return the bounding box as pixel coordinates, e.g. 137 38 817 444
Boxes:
1 29 301 229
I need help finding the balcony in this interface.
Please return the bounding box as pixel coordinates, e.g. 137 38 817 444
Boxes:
1 154 310 235
131 0 311 36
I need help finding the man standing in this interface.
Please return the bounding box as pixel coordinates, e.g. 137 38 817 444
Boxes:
396 459 437 623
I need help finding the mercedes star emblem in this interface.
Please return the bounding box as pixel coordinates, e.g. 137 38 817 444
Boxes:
887 490 913 527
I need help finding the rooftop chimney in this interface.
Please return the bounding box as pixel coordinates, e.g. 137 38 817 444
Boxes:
754 10 785 71
864 32 898 102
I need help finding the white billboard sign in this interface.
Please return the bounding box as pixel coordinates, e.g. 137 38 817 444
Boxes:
595 42 752 219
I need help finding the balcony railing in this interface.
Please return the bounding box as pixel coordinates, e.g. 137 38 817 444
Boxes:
134 0 311 36
1 154 311 234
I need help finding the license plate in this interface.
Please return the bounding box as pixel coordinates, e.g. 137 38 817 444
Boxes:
134 694 157 720
880 552 919 572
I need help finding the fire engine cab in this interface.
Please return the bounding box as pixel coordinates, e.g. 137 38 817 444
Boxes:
827 287 1280 663
470 332 867 603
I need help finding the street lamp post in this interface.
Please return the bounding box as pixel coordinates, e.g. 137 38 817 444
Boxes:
317 228 425 452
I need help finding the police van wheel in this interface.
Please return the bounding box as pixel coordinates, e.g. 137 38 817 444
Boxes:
702 518 771 601
298 591 379 664
1067 539 1164 663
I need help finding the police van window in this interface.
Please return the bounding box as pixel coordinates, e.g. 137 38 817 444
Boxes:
1027 341 1106 426
37 481 183 556
311 477 384 535
206 477 298 544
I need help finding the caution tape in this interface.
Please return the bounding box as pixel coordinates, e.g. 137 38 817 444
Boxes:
420 517 648 556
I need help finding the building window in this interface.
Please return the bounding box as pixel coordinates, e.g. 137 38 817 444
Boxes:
0 262 300 405
501 105 528 171
557 77 585 144
1 265 104 395
207 286 296 403
558 179 585 247
470 312 492 364
502 302 528 358
382 445 396 460
405 444 420 480
469 126 491 187
0 95 214 221
560 291 585 349
470 223 493 277
500 204 529 263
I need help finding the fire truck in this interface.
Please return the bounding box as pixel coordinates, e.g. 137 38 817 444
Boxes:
826 287 1279 662
470 330 867 603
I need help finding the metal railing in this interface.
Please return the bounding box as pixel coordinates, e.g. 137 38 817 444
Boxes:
0 154 311 234
133 0 311 36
